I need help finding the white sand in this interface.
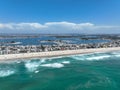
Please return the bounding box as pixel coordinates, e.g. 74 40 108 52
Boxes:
0 47 120 61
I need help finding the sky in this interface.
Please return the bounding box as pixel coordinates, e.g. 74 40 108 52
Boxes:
0 0 120 34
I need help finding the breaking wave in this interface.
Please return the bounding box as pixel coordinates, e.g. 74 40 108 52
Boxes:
41 63 64 68
111 51 120 57
70 55 85 60
0 69 15 77
40 58 47 63
111 51 120 55
25 61 40 72
70 53 111 61
62 61 70 64
86 55 110 60
114 55 120 57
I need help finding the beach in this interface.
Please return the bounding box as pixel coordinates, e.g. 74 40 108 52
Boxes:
1 47 120 61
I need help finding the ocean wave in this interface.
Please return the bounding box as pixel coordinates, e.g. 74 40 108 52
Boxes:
86 55 110 60
62 61 70 64
111 51 120 55
25 61 40 72
109 52 120 57
34 70 39 73
114 54 120 57
70 55 85 60
0 69 15 77
47 56 65 60
40 63 64 68
40 58 47 63
70 54 111 61
69 53 100 60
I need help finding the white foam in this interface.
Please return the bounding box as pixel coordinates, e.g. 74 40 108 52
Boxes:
86 55 110 60
111 52 120 55
62 61 70 64
25 61 40 72
0 70 15 77
16 61 21 64
40 59 46 63
110 52 120 57
35 70 39 73
41 63 64 68
114 54 120 57
70 53 111 61
70 56 85 60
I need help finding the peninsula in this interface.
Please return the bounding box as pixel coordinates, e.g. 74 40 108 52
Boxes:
1 34 120 61
0 47 120 61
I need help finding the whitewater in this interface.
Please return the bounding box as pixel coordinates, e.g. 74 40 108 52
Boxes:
0 51 120 90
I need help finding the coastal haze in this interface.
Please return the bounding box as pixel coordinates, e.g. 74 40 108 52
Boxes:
0 0 120 90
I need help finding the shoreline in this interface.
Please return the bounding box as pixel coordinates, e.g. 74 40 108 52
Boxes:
0 47 120 61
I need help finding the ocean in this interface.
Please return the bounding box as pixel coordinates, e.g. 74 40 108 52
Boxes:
0 51 120 90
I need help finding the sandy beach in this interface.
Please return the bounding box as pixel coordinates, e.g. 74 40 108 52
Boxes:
0 47 120 61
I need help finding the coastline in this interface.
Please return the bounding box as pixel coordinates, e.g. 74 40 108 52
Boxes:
0 47 120 61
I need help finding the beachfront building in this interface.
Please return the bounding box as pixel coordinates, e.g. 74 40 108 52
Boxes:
1 40 120 55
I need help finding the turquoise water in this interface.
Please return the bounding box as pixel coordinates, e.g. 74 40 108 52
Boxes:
0 51 120 90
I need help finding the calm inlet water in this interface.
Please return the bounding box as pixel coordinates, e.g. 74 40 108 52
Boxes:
0 36 109 45
0 51 120 90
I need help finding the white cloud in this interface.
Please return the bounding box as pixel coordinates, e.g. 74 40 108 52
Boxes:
45 22 94 30
0 23 46 30
0 21 120 34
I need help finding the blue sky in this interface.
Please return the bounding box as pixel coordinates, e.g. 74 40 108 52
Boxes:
0 0 120 34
